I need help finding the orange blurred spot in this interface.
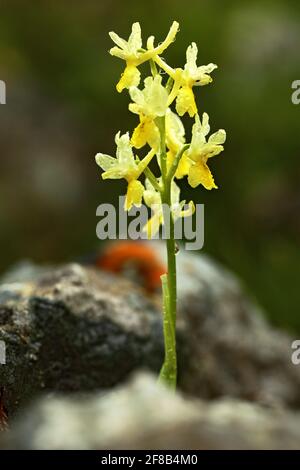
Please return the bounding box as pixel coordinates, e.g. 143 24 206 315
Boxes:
97 241 165 293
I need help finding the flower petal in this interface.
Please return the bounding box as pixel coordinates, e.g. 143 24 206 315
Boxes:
95 153 127 180
131 121 148 149
205 144 224 159
175 153 191 179
116 64 141 92
101 166 127 180
198 63 218 74
128 22 142 53
179 200 195 217
115 132 135 166
201 112 210 136
176 86 197 117
144 75 168 117
172 200 195 220
195 63 218 85
188 114 206 156
144 21 179 59
129 86 145 109
208 129 226 145
188 161 217 189
109 32 128 50
95 154 116 171
109 46 127 60
130 75 168 117
131 117 160 150
125 179 144 210
136 148 156 176
143 186 161 208
166 109 185 152
185 42 198 72
166 150 175 173
146 35 155 49
156 20 179 53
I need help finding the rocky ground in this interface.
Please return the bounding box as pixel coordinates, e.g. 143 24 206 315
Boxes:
0 244 300 449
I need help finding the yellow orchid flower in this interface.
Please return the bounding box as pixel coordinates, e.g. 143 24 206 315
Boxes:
158 43 217 117
165 109 190 179
176 43 217 117
109 21 179 93
95 132 155 210
143 178 194 238
129 75 169 150
186 113 226 190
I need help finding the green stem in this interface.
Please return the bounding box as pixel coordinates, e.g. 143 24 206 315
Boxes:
149 58 158 77
136 154 162 193
161 178 177 328
157 114 178 388
143 166 162 192
165 76 174 94
158 274 176 389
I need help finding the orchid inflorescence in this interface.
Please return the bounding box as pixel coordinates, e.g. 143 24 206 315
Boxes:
95 21 226 388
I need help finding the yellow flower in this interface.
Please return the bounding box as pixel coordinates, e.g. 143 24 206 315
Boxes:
165 43 217 117
109 21 179 92
129 75 169 150
143 178 194 237
186 113 226 190
95 132 155 210
165 109 190 179
131 116 159 150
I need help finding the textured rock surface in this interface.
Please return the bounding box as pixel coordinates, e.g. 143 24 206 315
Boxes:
0 263 164 414
1 244 300 421
3 373 300 450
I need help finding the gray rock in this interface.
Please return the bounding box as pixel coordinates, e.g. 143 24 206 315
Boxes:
0 264 164 414
1 244 300 421
0 260 51 285
3 373 300 450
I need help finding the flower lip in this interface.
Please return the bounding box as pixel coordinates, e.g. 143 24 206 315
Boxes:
185 113 226 189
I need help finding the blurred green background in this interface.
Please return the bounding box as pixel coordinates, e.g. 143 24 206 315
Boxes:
0 0 299 330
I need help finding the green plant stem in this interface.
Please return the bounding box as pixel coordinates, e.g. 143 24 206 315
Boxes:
158 274 176 389
149 58 158 77
156 114 178 389
143 166 162 192
159 172 177 388
165 76 174 94
161 176 177 327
